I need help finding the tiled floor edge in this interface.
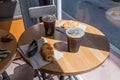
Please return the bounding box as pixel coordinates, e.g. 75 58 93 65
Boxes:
62 10 120 55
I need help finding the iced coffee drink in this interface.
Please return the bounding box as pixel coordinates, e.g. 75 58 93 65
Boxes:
66 27 85 53
42 15 56 36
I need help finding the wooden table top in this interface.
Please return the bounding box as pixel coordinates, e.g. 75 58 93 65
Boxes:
0 29 17 74
105 7 120 27
18 20 110 76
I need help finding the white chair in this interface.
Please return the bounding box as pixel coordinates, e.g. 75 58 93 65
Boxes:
29 0 62 20
19 0 39 29
19 0 60 29
29 5 56 20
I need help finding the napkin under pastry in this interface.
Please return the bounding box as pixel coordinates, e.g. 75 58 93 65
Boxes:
17 38 63 69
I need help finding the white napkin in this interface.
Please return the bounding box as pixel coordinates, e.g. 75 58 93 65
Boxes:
17 38 63 69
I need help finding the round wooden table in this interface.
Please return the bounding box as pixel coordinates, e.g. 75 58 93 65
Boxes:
18 20 110 77
105 7 120 27
0 29 17 79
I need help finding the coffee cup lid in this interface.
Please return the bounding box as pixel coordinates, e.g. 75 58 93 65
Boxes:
66 27 85 38
42 15 56 22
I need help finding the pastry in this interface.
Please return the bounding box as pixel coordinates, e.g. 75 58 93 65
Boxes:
62 21 80 29
1 34 13 42
40 43 54 62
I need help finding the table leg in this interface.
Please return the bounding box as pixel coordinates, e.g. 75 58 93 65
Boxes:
2 71 10 80
60 76 64 80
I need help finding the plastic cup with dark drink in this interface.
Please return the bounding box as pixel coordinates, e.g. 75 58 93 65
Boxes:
66 27 85 53
42 15 56 36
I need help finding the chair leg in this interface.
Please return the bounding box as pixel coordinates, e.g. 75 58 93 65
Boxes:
34 70 54 80
68 76 73 80
2 71 10 80
46 74 54 79
60 76 64 80
34 69 38 77
34 69 42 80
73 76 80 80
73 75 83 80
40 72 46 80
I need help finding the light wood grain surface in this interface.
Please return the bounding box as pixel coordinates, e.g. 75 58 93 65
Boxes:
0 29 17 74
18 20 110 76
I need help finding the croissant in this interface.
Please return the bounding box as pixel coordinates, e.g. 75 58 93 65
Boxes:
62 21 80 29
40 43 54 62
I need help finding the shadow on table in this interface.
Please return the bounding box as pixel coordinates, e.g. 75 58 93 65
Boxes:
53 32 109 52
80 32 110 51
